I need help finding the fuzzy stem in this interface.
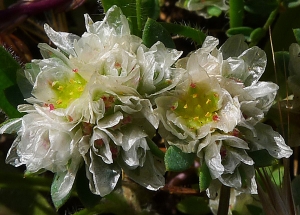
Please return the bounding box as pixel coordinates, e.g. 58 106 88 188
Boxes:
217 184 231 215
229 0 244 28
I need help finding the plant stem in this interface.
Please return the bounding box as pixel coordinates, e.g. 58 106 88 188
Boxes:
229 0 244 28
136 0 142 32
217 184 231 215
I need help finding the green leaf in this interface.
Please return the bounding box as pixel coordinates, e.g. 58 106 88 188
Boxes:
142 18 175 48
0 46 23 118
76 165 102 209
160 22 206 46
4 85 25 108
0 47 19 83
177 196 211 215
140 0 160 24
247 149 278 167
199 161 212 192
0 91 21 118
293 28 300 44
249 27 266 43
207 6 222 17
226 27 254 40
146 137 165 159
164 145 195 172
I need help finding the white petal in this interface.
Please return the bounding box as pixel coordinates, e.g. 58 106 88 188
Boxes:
245 122 293 159
220 35 248 59
239 46 267 86
51 150 81 203
84 150 121 196
205 141 224 179
91 128 113 164
118 153 165 190
84 6 130 36
0 118 22 134
44 24 79 57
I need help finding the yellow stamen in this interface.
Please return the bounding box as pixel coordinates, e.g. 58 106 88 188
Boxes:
184 104 188 109
192 94 197 98
52 81 58 87
205 112 211 117
206 99 211 104
56 99 62 105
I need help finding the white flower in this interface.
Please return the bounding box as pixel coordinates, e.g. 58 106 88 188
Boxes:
1 5 174 202
1 104 82 203
155 54 241 143
156 35 292 195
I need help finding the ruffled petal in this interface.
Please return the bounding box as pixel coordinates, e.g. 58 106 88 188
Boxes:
118 153 165 190
243 122 293 159
51 149 82 204
84 150 121 196
44 24 79 57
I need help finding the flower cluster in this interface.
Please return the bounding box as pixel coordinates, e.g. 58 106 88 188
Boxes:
0 5 293 203
0 5 183 202
155 35 292 197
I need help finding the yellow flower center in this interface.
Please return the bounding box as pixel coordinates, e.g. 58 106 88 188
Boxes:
51 71 87 108
172 82 220 129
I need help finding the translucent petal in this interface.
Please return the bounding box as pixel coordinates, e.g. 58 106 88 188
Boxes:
227 148 254 166
0 118 22 134
214 133 249 149
90 128 113 164
44 24 79 57
219 170 242 189
84 150 121 196
118 124 147 151
84 6 130 36
201 36 219 53
220 35 248 59
118 153 165 190
24 61 42 85
239 46 267 86
245 122 293 159
6 135 22 167
51 149 81 203
38 43 72 67
121 137 148 168
204 141 224 179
